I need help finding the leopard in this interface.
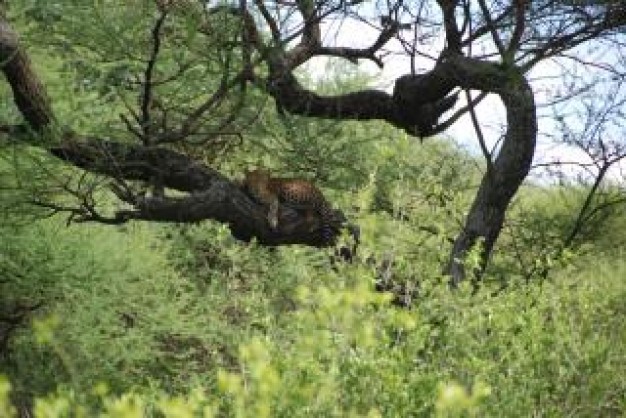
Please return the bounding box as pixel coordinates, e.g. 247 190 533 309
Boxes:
241 168 336 239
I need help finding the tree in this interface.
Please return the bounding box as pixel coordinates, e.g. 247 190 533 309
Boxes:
1 0 625 284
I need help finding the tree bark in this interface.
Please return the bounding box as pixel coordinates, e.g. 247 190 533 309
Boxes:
50 139 348 247
446 75 537 285
0 17 52 130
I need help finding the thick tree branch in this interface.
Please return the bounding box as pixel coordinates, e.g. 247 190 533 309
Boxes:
267 52 532 139
0 16 53 130
267 53 459 137
437 0 462 53
446 65 537 286
50 138 221 192
50 138 348 246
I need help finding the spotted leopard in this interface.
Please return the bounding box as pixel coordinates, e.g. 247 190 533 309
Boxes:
242 168 335 240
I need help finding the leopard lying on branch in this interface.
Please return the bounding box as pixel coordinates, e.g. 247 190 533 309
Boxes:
241 168 338 242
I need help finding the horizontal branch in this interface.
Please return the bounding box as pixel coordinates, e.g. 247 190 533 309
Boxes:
50 138 222 192
266 53 524 137
50 138 351 247
267 59 459 137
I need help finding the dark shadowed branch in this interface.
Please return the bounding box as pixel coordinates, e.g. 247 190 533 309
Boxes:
47 138 349 246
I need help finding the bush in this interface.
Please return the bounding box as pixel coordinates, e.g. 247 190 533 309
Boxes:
2 246 624 416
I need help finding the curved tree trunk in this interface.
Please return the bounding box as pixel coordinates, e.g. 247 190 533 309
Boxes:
267 53 538 284
446 75 537 286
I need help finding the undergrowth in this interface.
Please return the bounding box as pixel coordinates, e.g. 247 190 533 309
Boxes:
1 215 624 417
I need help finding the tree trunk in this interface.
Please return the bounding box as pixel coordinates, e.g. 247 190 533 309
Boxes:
446 72 537 286
265 54 539 283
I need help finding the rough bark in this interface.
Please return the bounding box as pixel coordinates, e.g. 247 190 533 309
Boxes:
50 139 348 247
446 71 537 285
0 17 52 130
267 54 459 137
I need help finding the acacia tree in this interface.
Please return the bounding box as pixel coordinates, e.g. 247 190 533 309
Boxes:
1 1 625 284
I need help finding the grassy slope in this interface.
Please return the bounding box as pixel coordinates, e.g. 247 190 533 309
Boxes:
1 194 624 416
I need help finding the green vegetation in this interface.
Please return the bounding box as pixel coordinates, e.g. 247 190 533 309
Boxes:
2 135 625 416
1 2 626 417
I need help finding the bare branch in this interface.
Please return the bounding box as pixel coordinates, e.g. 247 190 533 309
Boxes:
253 0 281 43
464 89 494 173
437 0 462 53
507 0 526 57
432 91 488 134
477 0 506 57
462 4 514 48
140 8 168 144
522 3 626 70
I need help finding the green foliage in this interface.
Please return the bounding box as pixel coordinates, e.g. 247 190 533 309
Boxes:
3 161 626 416
2 247 625 416
1 3 625 417
0 377 16 418
3 101 625 417
8 0 253 150
493 183 626 284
